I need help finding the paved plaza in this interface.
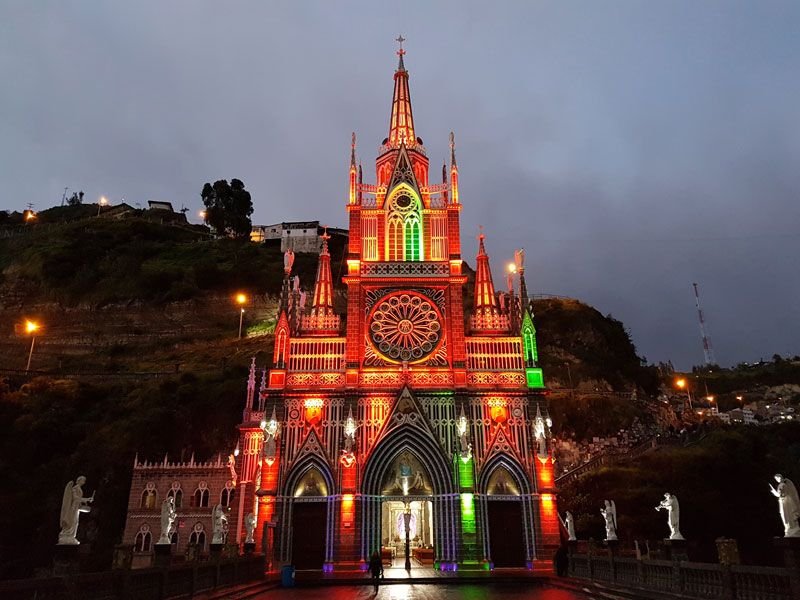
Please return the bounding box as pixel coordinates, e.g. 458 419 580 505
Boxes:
253 583 590 600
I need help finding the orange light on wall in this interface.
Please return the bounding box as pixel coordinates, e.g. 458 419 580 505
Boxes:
304 398 324 425
487 397 508 424
540 493 556 516
536 459 554 489
341 493 355 528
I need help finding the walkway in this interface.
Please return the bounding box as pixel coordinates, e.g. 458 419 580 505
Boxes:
252 583 590 599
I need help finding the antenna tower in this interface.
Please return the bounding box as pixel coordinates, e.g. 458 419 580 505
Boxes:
692 282 716 366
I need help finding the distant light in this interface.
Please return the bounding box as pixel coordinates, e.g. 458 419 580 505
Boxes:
507 263 517 274
675 378 686 389
706 396 715 402
235 293 247 305
25 320 39 334
99 196 108 206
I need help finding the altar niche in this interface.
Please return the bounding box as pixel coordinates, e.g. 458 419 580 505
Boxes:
380 499 434 567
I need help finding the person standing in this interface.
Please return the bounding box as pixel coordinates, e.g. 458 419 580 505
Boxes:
369 551 384 593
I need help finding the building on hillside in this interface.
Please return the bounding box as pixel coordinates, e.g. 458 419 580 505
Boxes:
122 47 557 572
250 221 348 252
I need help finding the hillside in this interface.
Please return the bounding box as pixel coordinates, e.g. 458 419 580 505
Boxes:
0 212 658 577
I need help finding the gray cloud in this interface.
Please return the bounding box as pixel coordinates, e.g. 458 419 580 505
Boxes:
2 1 799 368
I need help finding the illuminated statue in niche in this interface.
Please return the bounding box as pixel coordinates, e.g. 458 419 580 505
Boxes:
601 500 618 541
770 474 800 537
456 405 472 463
261 407 280 466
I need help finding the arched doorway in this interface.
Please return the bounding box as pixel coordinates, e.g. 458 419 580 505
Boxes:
284 463 334 570
361 425 458 570
379 452 434 567
480 458 535 568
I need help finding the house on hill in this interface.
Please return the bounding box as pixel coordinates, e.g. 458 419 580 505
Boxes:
251 221 348 253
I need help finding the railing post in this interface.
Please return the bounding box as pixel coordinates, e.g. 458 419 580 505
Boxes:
774 538 800 599
607 540 618 583
587 541 595 580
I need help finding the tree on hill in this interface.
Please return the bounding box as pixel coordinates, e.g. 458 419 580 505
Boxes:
201 179 253 238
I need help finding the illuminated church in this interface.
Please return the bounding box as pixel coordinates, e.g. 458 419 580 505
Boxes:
123 45 559 572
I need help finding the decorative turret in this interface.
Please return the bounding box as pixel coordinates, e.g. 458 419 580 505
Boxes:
470 231 509 333
449 132 460 204
301 228 341 334
349 133 358 205
388 36 416 149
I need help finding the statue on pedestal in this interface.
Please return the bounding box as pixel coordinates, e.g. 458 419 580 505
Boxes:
244 513 257 544
655 493 684 540
770 474 800 537
58 476 94 545
601 500 618 541
158 497 177 544
456 405 472 462
212 504 228 544
561 511 576 541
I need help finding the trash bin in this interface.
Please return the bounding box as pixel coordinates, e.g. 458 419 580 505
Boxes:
281 565 295 588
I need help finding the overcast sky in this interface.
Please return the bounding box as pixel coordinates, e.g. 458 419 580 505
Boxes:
2 1 799 369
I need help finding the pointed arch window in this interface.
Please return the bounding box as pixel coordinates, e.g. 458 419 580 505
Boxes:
167 483 182 509
221 482 235 507
140 483 157 509
385 189 423 261
189 523 206 550
134 524 152 553
192 483 210 508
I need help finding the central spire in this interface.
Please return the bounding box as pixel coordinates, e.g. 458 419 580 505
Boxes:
388 35 416 148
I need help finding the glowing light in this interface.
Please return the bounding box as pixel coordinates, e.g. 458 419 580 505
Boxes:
706 395 715 402
235 293 247 305
676 378 686 389
25 320 39 334
259 420 267 429
25 210 36 221
304 398 324 425
507 263 517 274
99 196 108 206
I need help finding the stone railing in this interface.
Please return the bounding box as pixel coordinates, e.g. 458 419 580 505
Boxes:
568 543 798 600
0 553 265 600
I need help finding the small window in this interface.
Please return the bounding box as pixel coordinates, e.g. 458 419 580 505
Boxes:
189 524 206 550
193 484 209 508
140 485 157 509
221 482 235 507
167 485 182 509
134 525 152 553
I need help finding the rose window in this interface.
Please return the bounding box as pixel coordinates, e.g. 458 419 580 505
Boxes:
368 292 442 363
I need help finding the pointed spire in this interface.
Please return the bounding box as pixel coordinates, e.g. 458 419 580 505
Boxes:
311 227 334 317
449 132 460 204
349 133 357 205
301 227 341 334
388 36 416 148
246 356 256 409
471 229 509 333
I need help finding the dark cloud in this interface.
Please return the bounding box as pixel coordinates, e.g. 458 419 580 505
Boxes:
2 1 799 368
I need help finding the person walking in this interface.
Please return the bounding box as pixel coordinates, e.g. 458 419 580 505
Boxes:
369 550 384 593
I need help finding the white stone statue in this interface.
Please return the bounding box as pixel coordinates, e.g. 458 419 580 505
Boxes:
158 497 177 544
212 503 228 544
601 500 618 541
533 406 548 460
227 453 238 486
562 511 576 541
261 407 280 466
770 474 800 537
244 513 257 544
456 405 472 462
655 493 684 540
283 248 295 274
58 476 94 545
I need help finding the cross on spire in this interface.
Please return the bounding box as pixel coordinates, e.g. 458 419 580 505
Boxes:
396 35 406 56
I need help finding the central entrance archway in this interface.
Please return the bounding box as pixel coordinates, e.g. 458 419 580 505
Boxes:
360 414 458 570
378 451 434 568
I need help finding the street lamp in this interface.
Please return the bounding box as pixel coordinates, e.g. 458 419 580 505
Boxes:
675 378 693 410
24 320 40 373
97 196 108 217
236 293 247 339
199 210 207 222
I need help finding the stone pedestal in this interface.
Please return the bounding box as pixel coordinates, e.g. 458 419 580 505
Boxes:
154 543 172 568
53 544 82 576
604 539 620 556
774 537 800 599
663 539 688 561
244 542 256 555
210 543 224 561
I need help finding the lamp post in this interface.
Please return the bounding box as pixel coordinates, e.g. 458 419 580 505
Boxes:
403 502 412 571
97 196 108 217
236 293 247 339
675 378 693 411
24 320 40 373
